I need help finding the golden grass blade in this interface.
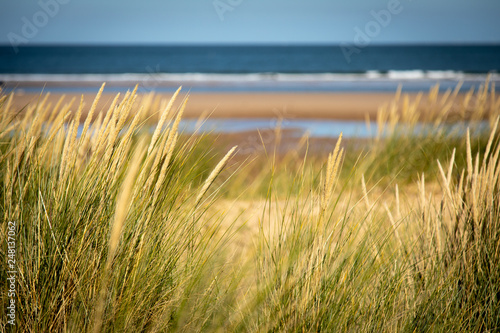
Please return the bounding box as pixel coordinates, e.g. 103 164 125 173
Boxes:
59 119 74 181
361 174 371 210
447 148 456 185
437 160 453 202
101 93 120 130
2 93 14 121
466 128 473 180
46 94 66 125
195 146 237 207
80 83 105 144
152 132 178 200
115 85 138 132
90 111 103 153
483 117 499 164
67 96 84 165
364 113 371 136
110 145 143 254
395 83 402 103
38 112 71 164
321 133 343 211
451 80 463 100
419 173 426 208
93 140 145 333
384 203 402 248
395 184 401 219
148 86 182 155
170 95 188 136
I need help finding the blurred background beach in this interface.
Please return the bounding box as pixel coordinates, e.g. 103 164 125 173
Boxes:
1 0 499 136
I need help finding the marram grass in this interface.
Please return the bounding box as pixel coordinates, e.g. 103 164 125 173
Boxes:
0 81 499 332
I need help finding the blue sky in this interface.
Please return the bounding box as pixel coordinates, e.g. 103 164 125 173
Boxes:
1 0 499 45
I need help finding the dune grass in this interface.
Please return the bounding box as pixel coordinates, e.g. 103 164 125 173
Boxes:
1 80 499 332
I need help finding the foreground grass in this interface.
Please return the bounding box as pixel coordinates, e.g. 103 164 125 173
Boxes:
0 82 499 332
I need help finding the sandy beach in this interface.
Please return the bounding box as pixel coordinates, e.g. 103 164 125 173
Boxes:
7 91 399 120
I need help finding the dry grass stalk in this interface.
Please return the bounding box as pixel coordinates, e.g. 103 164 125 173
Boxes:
119 105 144 148
46 94 66 125
26 95 51 139
110 143 144 253
101 93 120 130
152 128 171 168
80 83 105 144
152 132 178 201
148 86 181 155
59 119 74 181
92 93 121 156
115 86 138 132
66 96 84 171
384 202 402 248
321 133 343 211
103 108 120 164
38 111 69 164
395 184 401 219
133 144 159 199
419 173 426 209
19 137 38 199
93 140 145 333
106 94 144 179
483 117 498 164
19 105 35 132
145 96 189 194
466 129 473 180
195 146 237 207
3 161 12 220
90 111 104 153
361 174 371 210
143 129 170 193
1 93 14 123
170 96 187 136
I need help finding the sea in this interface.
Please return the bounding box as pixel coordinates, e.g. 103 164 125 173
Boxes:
1 44 499 93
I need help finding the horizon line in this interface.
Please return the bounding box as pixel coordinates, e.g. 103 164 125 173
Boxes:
1 41 500 48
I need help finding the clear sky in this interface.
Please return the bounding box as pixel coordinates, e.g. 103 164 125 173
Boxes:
1 0 499 45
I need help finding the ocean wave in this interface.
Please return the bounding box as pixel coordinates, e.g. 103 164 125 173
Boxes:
0 71 498 84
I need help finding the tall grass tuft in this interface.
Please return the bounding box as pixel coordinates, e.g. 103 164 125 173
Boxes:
0 87 238 331
1 80 499 332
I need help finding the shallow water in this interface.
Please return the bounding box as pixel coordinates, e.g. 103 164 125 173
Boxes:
71 119 370 139
72 118 488 140
178 118 375 138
